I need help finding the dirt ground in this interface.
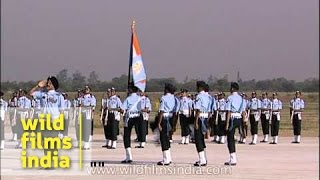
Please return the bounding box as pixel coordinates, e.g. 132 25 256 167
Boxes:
1 132 318 180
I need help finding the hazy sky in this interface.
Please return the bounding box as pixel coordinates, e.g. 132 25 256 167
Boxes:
1 0 319 82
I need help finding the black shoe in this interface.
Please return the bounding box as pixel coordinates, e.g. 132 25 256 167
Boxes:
102 144 108 148
110 147 116 149
291 141 300 144
157 161 171 166
238 141 245 144
260 140 268 143
121 159 133 164
224 162 236 166
194 161 207 167
269 142 277 144
249 142 256 145
135 145 144 148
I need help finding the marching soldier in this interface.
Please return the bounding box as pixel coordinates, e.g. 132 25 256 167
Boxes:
1 91 8 150
178 89 192 144
224 82 246 166
260 92 271 143
210 93 219 142
139 91 151 147
157 83 178 165
80 85 96 149
248 91 261 145
193 81 211 166
106 87 122 149
15 89 32 149
238 93 249 144
270 92 282 144
101 89 111 148
61 93 72 137
74 89 83 147
290 91 305 143
120 85 143 163
9 92 18 141
217 92 227 144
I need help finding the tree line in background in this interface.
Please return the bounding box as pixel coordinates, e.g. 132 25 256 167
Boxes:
1 69 319 92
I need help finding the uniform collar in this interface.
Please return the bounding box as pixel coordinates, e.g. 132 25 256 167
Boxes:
199 91 205 94
165 93 172 96
48 90 56 93
232 92 238 95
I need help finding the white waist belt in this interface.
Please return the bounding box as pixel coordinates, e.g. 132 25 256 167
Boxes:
180 110 189 115
199 113 208 118
262 111 269 114
294 112 302 115
163 113 173 118
128 112 140 118
231 112 242 119
272 112 280 115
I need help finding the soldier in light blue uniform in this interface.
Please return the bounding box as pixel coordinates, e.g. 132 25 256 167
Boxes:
193 81 211 166
178 89 193 144
270 92 282 144
156 83 178 166
248 91 261 145
1 91 8 150
139 91 152 147
260 92 272 142
61 93 72 137
29 76 65 158
105 87 122 149
15 89 32 148
224 82 246 166
81 85 96 149
216 92 227 144
290 91 305 143
120 85 142 163
9 91 18 141
73 89 84 148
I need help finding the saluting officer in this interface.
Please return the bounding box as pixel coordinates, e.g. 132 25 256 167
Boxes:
248 91 261 145
9 91 18 141
224 82 246 166
106 87 122 149
290 91 305 143
193 81 211 166
120 85 143 163
80 85 96 150
178 89 192 144
260 92 272 143
270 92 282 144
1 91 8 150
139 91 151 147
29 76 65 159
157 83 178 165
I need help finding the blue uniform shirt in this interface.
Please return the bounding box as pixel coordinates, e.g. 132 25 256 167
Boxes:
194 91 211 113
226 92 246 113
121 93 141 113
179 96 192 112
17 96 31 109
108 95 122 109
271 99 282 110
261 98 272 110
82 93 96 109
248 98 261 110
141 96 152 111
290 98 304 110
32 90 65 119
159 93 177 113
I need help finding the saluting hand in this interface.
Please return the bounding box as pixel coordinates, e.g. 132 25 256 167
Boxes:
37 80 47 88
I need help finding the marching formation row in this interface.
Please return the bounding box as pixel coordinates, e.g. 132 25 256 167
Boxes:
0 76 305 167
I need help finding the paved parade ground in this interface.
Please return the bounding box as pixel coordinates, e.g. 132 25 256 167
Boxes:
1 133 318 180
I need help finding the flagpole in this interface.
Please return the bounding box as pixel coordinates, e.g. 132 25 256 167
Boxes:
127 20 135 93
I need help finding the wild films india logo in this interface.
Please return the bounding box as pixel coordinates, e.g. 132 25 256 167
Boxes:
20 113 75 169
